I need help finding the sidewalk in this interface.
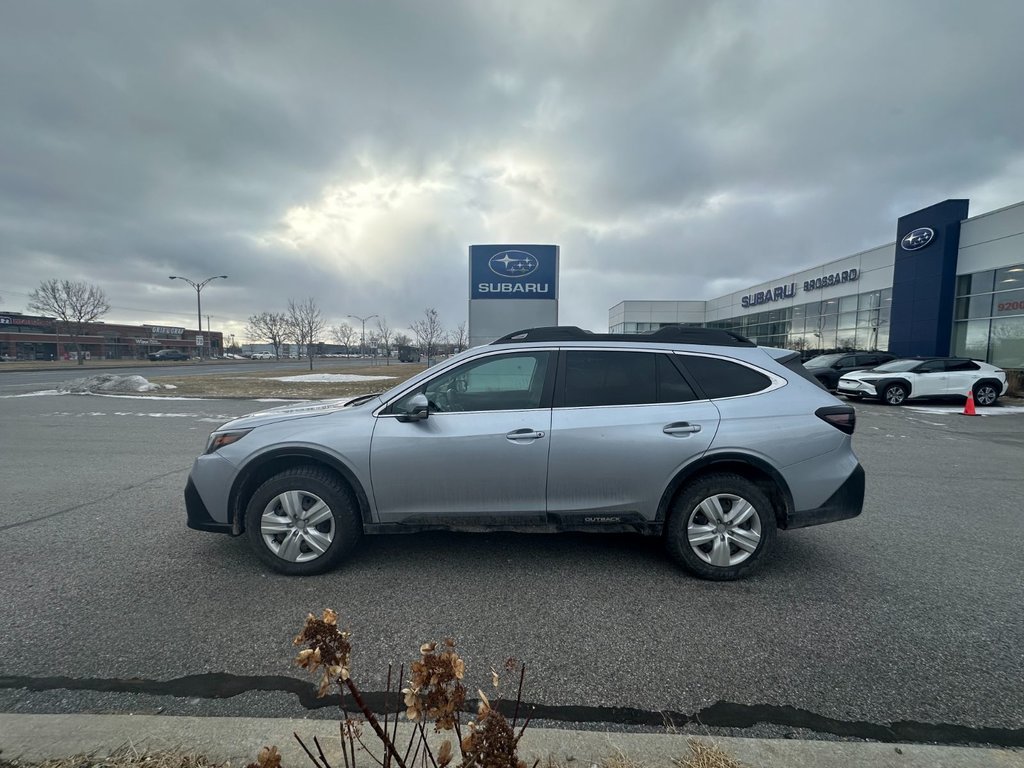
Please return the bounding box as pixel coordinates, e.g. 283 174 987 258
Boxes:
1 714 1021 768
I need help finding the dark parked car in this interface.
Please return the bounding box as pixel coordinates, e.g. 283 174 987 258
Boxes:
803 352 894 390
147 349 190 361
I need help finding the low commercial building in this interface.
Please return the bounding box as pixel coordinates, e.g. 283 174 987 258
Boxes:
610 199 1024 369
0 314 223 361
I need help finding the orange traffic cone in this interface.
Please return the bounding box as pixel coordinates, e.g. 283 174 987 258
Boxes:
962 388 977 416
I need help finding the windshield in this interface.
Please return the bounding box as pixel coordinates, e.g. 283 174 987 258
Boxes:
871 359 923 372
804 354 844 368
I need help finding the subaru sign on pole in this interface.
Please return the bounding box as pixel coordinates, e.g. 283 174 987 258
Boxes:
469 244 559 347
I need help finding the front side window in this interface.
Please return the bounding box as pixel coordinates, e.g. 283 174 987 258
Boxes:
915 360 946 374
392 352 551 413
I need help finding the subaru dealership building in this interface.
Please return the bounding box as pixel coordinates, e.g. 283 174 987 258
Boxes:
609 199 1024 369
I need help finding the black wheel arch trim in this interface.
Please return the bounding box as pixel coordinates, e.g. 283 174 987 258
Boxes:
656 452 795 525
875 377 912 398
228 447 373 535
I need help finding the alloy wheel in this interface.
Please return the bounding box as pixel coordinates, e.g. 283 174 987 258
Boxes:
885 385 906 405
975 385 998 406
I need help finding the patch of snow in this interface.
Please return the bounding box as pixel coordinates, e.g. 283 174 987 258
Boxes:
0 390 62 398
905 405 1024 416
263 374 396 383
91 393 213 401
56 374 179 394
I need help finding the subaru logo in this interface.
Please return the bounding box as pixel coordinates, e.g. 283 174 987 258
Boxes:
488 250 539 278
901 227 935 251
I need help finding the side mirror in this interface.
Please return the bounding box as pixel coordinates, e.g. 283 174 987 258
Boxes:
397 393 430 422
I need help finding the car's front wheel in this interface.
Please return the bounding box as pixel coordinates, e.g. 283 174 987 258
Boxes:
244 466 362 575
973 382 1000 407
883 383 908 406
665 473 777 580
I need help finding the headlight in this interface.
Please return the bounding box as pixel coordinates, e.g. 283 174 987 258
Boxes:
205 429 253 454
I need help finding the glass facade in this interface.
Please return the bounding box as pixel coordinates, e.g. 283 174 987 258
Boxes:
706 288 893 354
609 321 701 334
952 262 1024 368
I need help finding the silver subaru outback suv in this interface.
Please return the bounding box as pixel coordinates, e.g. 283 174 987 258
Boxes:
185 326 864 580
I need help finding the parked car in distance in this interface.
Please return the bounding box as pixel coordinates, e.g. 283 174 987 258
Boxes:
250 351 275 360
838 357 1007 406
186 325 865 581
804 351 895 390
147 349 190 361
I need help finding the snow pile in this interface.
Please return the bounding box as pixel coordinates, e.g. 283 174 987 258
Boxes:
57 374 178 394
264 373 396 383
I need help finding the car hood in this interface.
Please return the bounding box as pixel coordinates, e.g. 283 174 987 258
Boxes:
837 368 886 382
216 394 382 431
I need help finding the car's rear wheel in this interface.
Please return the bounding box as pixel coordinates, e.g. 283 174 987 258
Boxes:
244 466 362 575
973 382 1000 407
665 473 777 580
883 383 908 406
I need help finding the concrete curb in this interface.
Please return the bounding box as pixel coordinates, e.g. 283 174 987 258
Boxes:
1 714 1021 768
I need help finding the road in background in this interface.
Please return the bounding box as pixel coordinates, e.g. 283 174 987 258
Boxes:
0 392 1022 746
0 358 393 395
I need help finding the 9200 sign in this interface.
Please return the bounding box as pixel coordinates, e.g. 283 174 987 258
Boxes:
804 269 859 292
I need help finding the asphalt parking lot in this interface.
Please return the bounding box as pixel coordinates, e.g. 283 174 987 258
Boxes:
0 384 1022 746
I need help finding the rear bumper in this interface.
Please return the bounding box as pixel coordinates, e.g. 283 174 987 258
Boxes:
185 478 232 534
784 463 865 529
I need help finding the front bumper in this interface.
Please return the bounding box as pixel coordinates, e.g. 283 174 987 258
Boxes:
784 463 865 529
185 478 232 533
837 379 878 397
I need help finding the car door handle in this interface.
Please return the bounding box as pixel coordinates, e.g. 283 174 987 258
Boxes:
663 422 701 435
506 428 545 441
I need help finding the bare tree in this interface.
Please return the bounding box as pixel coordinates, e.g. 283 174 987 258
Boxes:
27 279 110 364
331 322 358 354
393 331 411 349
287 297 327 371
449 320 468 353
375 316 394 365
410 307 444 365
245 311 289 359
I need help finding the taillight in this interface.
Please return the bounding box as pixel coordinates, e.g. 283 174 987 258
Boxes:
816 405 856 435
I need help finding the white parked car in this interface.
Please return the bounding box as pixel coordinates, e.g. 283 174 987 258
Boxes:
250 351 275 360
838 357 1007 406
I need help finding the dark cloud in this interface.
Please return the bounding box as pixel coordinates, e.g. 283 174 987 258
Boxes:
1 0 1022 335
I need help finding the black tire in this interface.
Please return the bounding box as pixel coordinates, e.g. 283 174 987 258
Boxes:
244 466 362 575
973 381 1000 407
665 473 777 581
883 383 908 406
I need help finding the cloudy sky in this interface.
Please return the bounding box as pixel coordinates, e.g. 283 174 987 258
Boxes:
2 0 1023 342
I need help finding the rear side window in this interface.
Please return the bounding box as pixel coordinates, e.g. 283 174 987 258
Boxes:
562 351 656 406
946 359 981 372
679 355 772 398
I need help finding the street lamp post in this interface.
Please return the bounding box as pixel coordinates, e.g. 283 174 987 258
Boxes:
169 275 228 359
348 314 378 357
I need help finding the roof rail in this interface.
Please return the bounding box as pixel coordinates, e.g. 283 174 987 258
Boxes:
491 325 756 347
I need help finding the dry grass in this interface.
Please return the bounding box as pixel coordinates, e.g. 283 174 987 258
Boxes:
674 739 747 768
0 745 230 768
146 364 426 400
